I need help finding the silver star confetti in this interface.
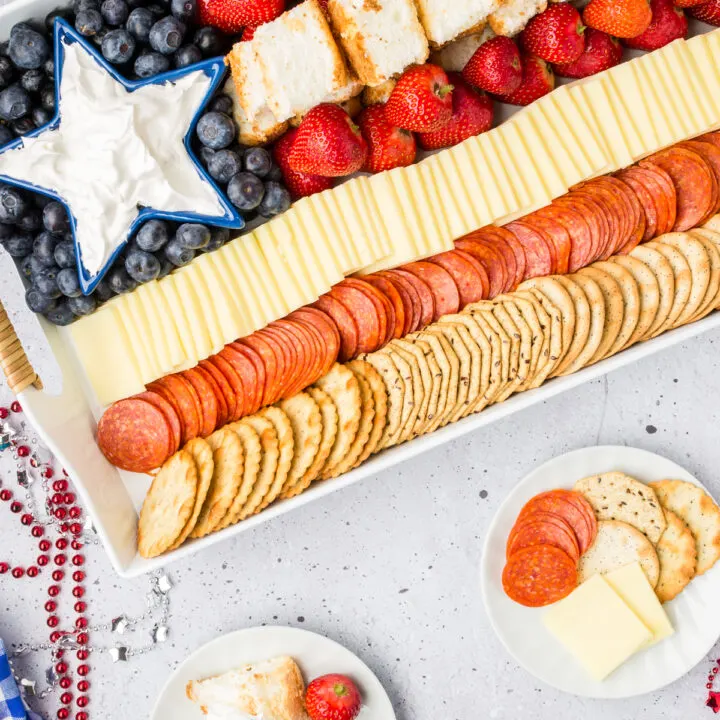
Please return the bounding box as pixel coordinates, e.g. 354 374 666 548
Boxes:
152 625 169 644
145 589 163 609
83 515 96 534
19 678 36 697
16 469 30 488
45 665 59 686
112 615 129 634
109 646 128 663
156 574 173 594
0 433 12 452
57 636 79 650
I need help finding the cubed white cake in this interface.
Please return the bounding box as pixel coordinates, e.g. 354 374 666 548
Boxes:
414 0 499 48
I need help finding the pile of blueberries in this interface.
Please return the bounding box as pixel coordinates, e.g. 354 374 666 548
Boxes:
0 0 293 324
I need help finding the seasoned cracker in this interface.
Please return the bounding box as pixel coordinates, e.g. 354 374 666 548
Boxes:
278 392 322 499
415 327 457 431
609 255 660 348
687 230 720 322
427 323 470 425
489 303 522 403
392 338 433 436
383 345 418 444
552 275 592 377
627 245 675 340
655 509 697 603
645 241 692 336
362 352 404 449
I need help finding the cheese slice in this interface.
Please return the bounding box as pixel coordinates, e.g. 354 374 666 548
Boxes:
335 178 382 267
605 563 674 648
631 57 682 150
602 70 645 163
436 150 488 232
121 290 162 380
158 274 199 366
307 190 359 273
170 271 213 361
473 132 520 219
388 166 434 258
180 264 226 354
69 304 146 405
133 282 173 375
458 137 508 221
566 83 615 174
402 163 449 258
292 196 348 276
485 127 535 220
421 155 471 240
417 159 453 250
317 184 371 271
543 574 652 682
695 31 720 129
356 175 393 261
141 280 189 371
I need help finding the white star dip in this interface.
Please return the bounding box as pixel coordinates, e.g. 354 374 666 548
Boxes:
0 38 226 276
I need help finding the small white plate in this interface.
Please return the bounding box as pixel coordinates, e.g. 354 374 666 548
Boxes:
480 445 720 699
152 625 396 719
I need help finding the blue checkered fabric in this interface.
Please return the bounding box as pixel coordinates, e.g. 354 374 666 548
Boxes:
0 639 43 720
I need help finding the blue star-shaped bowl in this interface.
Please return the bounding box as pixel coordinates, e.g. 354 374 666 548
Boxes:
0 19 244 295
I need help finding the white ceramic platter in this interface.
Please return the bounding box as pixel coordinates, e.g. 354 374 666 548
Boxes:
151 626 396 719
480 445 720 699
2 0 720 577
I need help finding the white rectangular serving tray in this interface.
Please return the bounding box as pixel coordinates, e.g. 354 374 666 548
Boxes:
2 0 719 577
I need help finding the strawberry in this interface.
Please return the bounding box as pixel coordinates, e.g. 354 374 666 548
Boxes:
305 674 362 720
624 0 687 49
384 64 454 133
273 129 333 200
553 28 622 79
418 74 494 151
674 0 707 6
583 0 652 38
687 0 720 24
462 36 522 96
198 0 284 33
520 3 586 64
241 23 260 40
357 105 416 173
495 54 554 106
288 104 368 177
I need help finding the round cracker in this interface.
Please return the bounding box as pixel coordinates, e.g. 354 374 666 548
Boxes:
257 406 294 510
489 303 523 402
645 241 692 336
687 230 720 322
237 415 279 520
626 245 675 340
393 338 435 434
138 449 197 558
426 323 471 422
278 392 322 498
513 290 559 389
168 438 213 550
347 359 388 465
578 520 660 588
551 275 591 377
190 427 244 538
388 340 426 439
219 422 262 528
416 326 458 429
654 509 697 603
498 300 533 392
362 352 404 448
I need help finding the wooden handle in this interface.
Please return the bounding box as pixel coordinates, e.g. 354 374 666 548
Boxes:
0 301 42 394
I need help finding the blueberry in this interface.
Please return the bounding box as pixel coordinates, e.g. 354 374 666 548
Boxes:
40 85 55 111
149 16 185 55
127 0 146 8
174 44 201 68
207 94 231 116
94 279 115 301
20 68 46 94
101 0 129 25
243 147 272 178
34 194 53 209
102 29 136 64
174 223 209 250
164 238 194 266
0 56 15 90
227 172 264 212
53 239 76 268
202 226 229 252
0 85 31 122
34 266 61 298
171 0 196 21
0 223 12 241
16 208 41 232
134 51 170 78
199 146 215 166
0 186 28 223
258 181 291 218
125 247 161 282
19 253 34 280
107 265 137 294
75 9 104 37
146 3 166 17
56 267 82 297
32 107 52 127
126 8 154 42
130 224 166 257
73 0 100 13
8 24 50 70
45 8 74 34
93 28 110 47
156 255 174 278
33 231 59 266
43 58 54 78
26 286 56 313
207 149 241 184
0 125 12 146
68 294 97 317
194 26 223 56
266 163 283 183
11 117 35 136
196 111 235 150
43 201 70 234
45 301 76 325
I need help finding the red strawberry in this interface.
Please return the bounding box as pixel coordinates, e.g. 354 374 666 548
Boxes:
288 104 368 177
583 0 652 38
554 28 622 79
462 36 522 95
305 674 362 720
418 74 494 151
384 64 454 133
198 0 284 33
273 129 333 200
241 23 260 40
495 55 554 106
687 0 720 24
357 105 416 173
624 0 687 49
674 0 707 6
520 3 586 64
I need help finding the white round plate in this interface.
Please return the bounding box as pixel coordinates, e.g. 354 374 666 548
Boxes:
152 625 396 719
480 445 720 699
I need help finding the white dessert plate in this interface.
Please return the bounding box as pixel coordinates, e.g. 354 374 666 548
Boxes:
151 625 396 719
480 445 720 699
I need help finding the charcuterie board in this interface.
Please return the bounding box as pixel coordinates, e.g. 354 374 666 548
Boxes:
4 0 720 577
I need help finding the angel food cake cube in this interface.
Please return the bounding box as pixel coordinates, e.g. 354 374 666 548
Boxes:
414 0 498 48
489 0 547 37
254 0 355 122
327 0 429 87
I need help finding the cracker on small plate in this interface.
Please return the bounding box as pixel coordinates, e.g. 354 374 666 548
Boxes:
655 509 697 603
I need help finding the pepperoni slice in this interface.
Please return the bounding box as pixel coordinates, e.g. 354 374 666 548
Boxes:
387 268 435 328
403 261 460 320
637 162 676 234
468 227 518 292
453 249 490 300
274 318 313 397
616 168 658 242
98 398 173 473
573 179 622 260
262 323 299 399
502 545 577 607
642 146 715 231
197 361 231 428
341 278 393 347
545 197 595 271
364 274 406 339
291 307 340 376
206 355 245 421
182 368 219 437
220 344 262 416
312 294 359 362
152 374 200 444
680 140 720 218
490 226 526 288
287 311 327 387
507 520 580 562
329 283 382 354
503 222 553 279
237 335 277 408
135 390 181 454
528 209 573 274
380 270 422 333
427 250 487 306
454 237 508 297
